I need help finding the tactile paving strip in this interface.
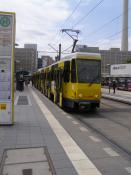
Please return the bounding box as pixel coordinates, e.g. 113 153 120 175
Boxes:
17 96 28 105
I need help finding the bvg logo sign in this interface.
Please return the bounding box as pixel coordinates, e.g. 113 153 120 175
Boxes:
0 16 10 27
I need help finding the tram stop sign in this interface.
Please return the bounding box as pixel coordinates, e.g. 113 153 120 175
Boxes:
0 16 10 27
0 12 15 125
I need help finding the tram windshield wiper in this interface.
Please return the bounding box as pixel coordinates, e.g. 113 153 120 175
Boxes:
88 76 99 86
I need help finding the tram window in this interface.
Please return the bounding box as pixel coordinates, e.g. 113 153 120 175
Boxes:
43 73 45 81
63 61 70 83
56 70 59 88
59 70 63 90
50 71 53 81
47 72 51 81
71 59 76 83
40 73 43 80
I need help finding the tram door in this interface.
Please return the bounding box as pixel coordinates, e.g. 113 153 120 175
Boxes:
55 69 63 104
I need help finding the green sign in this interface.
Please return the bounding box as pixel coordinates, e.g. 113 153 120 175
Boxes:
0 16 10 27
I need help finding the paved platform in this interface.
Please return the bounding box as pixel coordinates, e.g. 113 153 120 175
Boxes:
0 86 131 175
0 87 101 175
102 88 131 104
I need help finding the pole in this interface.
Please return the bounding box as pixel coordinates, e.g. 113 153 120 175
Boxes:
121 0 128 51
72 39 78 53
59 43 61 60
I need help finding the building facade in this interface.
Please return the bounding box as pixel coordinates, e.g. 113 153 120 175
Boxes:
24 44 37 50
37 58 42 69
15 48 37 74
24 44 38 70
100 48 131 77
41 55 54 67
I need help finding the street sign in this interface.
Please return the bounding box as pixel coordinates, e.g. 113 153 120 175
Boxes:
0 12 15 125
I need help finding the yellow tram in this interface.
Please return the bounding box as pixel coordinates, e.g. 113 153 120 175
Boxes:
33 52 101 110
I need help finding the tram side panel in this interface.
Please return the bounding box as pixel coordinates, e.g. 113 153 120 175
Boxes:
33 53 101 111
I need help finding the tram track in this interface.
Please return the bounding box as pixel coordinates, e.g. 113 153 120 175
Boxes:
36 87 131 161
100 98 131 130
73 112 131 161
99 108 131 131
69 97 131 162
101 114 131 131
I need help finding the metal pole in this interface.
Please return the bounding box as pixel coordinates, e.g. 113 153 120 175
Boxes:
59 43 61 60
121 0 128 51
72 39 78 53
109 65 111 94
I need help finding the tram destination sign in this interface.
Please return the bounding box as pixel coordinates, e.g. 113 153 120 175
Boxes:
0 12 15 125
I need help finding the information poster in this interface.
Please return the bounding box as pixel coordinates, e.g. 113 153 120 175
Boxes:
0 12 15 125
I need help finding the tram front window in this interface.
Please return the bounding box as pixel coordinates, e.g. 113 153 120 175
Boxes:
77 59 101 83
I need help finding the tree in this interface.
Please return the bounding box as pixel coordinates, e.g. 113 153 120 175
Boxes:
126 58 131 63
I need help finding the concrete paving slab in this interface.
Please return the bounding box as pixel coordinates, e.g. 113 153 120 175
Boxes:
3 162 52 175
0 88 78 175
1 147 55 175
55 167 78 175
5 148 47 164
1 87 131 175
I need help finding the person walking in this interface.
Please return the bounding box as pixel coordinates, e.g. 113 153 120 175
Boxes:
112 80 116 94
108 80 111 94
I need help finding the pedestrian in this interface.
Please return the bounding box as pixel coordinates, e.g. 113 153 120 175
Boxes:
108 80 111 94
31 77 34 87
112 80 116 94
19 74 24 91
25 79 29 87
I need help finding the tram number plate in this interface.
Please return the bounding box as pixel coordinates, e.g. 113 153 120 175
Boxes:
0 104 6 110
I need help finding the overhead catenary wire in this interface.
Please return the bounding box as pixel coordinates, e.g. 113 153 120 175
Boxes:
49 0 82 45
106 26 131 40
61 0 105 53
94 26 131 46
87 14 122 37
63 0 82 26
62 44 73 53
50 0 104 53
38 51 70 54
83 6 131 40
73 0 105 28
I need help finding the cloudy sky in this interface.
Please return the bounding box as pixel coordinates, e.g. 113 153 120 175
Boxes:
0 0 131 58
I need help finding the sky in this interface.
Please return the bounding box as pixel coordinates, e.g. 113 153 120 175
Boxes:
0 0 131 58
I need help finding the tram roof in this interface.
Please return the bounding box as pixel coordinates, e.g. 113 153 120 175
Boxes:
34 52 101 72
49 52 101 68
61 52 101 60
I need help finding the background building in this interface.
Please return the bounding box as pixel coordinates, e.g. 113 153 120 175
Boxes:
100 48 131 77
24 44 38 70
37 58 42 69
24 44 37 50
75 45 131 77
41 55 54 67
15 48 37 74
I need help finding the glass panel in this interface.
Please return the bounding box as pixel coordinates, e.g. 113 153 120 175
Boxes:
71 59 76 83
77 59 101 83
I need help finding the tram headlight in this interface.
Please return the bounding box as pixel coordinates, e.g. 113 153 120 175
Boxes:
78 93 83 97
94 94 98 98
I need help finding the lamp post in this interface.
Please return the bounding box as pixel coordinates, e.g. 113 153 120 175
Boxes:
14 60 20 74
14 43 19 73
